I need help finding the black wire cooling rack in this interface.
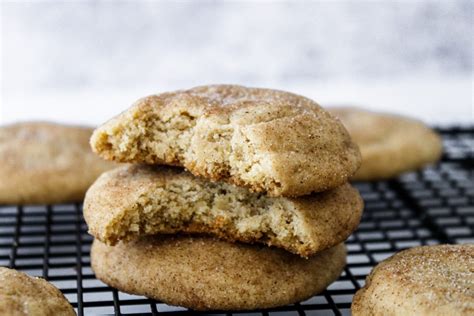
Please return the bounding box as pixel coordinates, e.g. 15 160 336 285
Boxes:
0 127 472 316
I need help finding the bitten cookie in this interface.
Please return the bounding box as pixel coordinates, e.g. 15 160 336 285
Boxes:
328 107 442 181
352 244 474 316
90 85 361 197
0 122 116 204
84 165 363 257
91 236 346 310
0 267 76 316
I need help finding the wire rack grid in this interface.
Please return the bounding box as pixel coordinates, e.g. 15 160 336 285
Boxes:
0 127 473 316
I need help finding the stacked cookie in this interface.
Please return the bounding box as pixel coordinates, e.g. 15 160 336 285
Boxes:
84 85 364 310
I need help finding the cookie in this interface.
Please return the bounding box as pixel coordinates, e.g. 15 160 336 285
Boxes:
90 85 361 197
352 244 474 316
0 122 116 204
328 107 442 181
91 236 346 310
0 267 75 316
84 164 363 257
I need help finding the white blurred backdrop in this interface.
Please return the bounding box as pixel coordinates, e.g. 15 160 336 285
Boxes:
1 0 473 125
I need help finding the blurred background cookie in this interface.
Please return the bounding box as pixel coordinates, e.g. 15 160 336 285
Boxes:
0 267 75 316
0 122 116 204
352 244 474 316
91 236 346 311
329 107 443 180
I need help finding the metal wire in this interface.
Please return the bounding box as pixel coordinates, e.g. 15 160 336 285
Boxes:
0 128 472 315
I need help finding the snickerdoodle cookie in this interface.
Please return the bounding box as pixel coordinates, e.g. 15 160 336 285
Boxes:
90 85 361 197
84 164 363 257
328 107 442 181
0 122 116 204
352 244 474 316
0 267 75 316
91 236 346 310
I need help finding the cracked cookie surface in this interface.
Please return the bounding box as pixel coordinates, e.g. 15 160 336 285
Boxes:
0 267 75 316
84 164 363 257
91 236 346 310
91 85 361 197
352 244 474 316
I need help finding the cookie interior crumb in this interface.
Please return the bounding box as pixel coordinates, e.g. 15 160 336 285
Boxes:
92 105 282 194
85 164 363 257
103 177 309 255
91 85 362 197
